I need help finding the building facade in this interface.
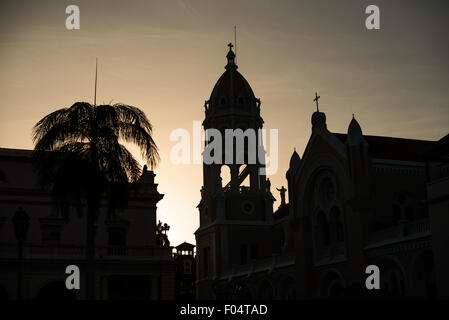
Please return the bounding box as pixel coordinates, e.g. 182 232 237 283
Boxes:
0 148 175 300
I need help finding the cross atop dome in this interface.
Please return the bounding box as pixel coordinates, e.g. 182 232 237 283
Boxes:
313 92 320 112
311 91 326 128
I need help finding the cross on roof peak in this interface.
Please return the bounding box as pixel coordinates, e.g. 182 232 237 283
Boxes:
313 92 321 112
228 42 234 50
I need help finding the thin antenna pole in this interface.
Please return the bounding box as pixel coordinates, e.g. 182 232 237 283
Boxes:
94 58 98 106
234 25 237 63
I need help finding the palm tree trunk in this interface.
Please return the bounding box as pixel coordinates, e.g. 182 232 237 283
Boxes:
86 204 96 300
86 137 99 300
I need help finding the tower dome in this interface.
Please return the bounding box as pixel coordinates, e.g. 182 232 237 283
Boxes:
204 43 262 127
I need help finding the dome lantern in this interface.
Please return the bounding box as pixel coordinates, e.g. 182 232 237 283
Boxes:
225 42 237 70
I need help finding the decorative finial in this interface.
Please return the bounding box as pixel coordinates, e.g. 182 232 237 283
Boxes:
352 113 355 119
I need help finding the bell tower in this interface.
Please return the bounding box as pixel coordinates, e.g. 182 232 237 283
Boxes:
195 44 275 299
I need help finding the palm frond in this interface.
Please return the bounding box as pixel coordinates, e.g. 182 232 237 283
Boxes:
113 103 154 133
117 121 160 168
117 143 141 182
33 100 159 222
33 102 93 151
33 107 68 144
94 104 119 129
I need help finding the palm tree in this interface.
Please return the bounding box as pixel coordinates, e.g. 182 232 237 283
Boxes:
32 102 159 299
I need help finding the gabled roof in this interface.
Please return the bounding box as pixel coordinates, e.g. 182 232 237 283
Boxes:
176 241 195 250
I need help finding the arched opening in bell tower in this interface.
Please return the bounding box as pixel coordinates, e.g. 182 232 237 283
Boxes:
220 165 231 190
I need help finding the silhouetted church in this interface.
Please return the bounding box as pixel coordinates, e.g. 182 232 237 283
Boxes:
195 44 449 299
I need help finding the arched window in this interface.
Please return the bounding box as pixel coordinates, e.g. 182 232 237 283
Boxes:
384 269 405 297
392 192 421 226
320 271 345 298
331 206 344 242
317 211 330 246
328 280 344 298
380 258 406 298
312 171 346 264
319 177 336 205
220 165 231 190
183 260 192 274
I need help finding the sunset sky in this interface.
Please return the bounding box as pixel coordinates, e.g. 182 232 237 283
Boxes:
1 0 448 246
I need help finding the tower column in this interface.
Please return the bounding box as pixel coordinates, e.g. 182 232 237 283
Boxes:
259 168 267 192
249 165 259 192
230 165 239 192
